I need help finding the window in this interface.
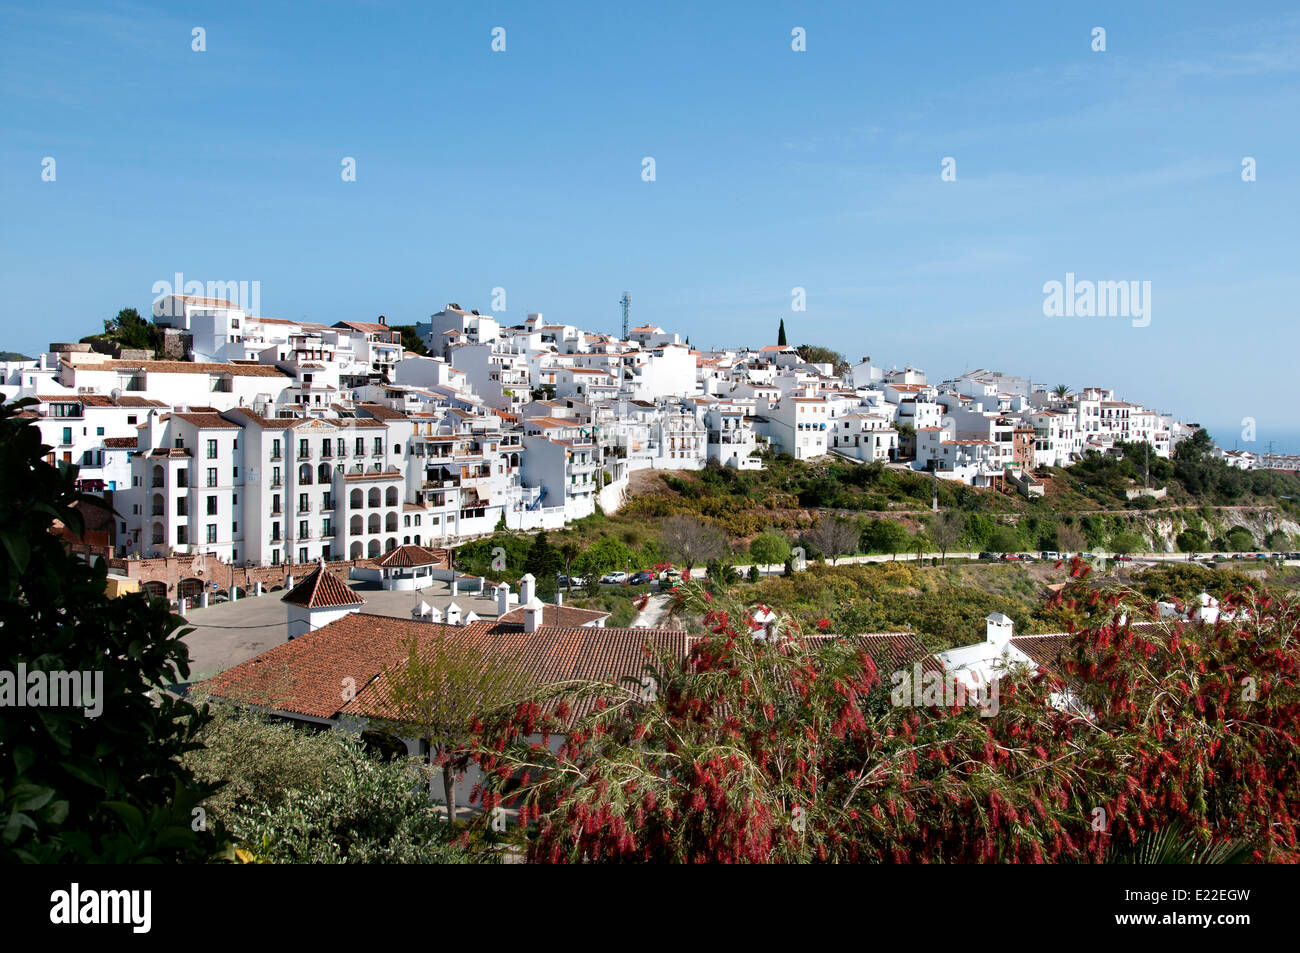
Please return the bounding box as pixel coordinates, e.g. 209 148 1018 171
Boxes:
373 437 383 454
233 438 238 450
271 466 281 486
61 427 72 446
177 526 189 546
272 523 281 541
96 426 104 436
207 439 218 459
271 549 280 566
299 520 309 540
233 466 239 480
299 439 310 459
175 438 184 449
298 547 308 564
206 496 217 516
232 521 238 534
323 519 333 537
207 468 218 487
206 525 217 544
271 439 282 459
232 493 238 506
127 415 137 425
337 438 345 457
298 493 309 512
176 469 188 488
355 437 364 455
271 494 281 514
322 492 332 510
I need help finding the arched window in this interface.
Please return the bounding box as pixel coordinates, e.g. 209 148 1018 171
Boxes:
368 487 381 508
385 513 398 532
385 486 399 507
368 514 380 534
367 539 380 557
298 463 312 485
350 488 363 509
349 541 363 559
385 537 397 552
317 462 331 483
350 515 363 535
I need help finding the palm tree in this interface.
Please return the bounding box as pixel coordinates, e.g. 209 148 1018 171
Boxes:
1051 384 1072 399
1105 822 1251 864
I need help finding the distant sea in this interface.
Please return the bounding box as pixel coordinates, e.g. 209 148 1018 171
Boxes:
1200 425 1300 457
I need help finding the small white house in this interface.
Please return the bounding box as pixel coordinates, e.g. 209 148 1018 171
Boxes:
282 562 366 639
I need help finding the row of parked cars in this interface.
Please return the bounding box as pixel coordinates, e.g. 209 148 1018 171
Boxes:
977 551 1133 563
558 568 684 588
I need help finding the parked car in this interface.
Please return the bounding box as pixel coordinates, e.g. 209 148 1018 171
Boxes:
600 571 629 584
1018 553 1036 562
1116 554 1133 562
1211 554 1228 561
629 571 655 585
1040 551 1061 561
1001 553 1020 561
558 574 586 588
978 552 997 561
660 568 683 584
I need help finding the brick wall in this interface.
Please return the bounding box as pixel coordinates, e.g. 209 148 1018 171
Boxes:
100 549 450 596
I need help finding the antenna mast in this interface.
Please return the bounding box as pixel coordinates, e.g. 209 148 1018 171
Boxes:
620 292 631 341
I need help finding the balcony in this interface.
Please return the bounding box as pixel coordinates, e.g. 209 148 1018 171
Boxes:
297 502 313 514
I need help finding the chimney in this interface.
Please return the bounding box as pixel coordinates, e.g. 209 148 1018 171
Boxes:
523 596 545 633
985 612 1014 648
519 573 535 605
555 590 563 607
445 601 462 626
496 582 511 617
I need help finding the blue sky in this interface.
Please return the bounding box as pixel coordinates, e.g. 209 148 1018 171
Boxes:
3 1 1298 450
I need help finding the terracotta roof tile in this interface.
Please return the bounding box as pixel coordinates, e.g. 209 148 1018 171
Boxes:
281 564 367 610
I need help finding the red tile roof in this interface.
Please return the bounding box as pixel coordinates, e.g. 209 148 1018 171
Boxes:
198 613 688 723
497 603 610 627
373 544 446 569
281 564 366 610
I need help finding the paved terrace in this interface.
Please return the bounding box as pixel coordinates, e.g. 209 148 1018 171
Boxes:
177 578 500 682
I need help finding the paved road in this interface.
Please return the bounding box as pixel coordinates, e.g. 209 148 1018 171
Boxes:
176 578 500 681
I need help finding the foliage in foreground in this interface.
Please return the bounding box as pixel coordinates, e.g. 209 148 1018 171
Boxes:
0 397 221 863
467 573 1300 863
185 704 481 863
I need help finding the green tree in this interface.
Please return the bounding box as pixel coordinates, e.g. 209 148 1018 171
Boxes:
83 307 161 356
861 518 910 559
748 531 791 568
377 633 525 825
1226 526 1257 552
524 531 562 584
0 398 222 862
184 705 478 863
391 324 430 357
777 319 787 346
1175 528 1209 553
578 537 636 577
987 525 1023 554
794 345 849 375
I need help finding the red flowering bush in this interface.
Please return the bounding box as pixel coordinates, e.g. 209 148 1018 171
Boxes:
467 576 1300 863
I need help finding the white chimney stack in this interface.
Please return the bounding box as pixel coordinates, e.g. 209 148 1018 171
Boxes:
555 590 563 607
523 596 545 633
985 612 1014 648
496 582 512 617
519 573 536 605
445 601 462 626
